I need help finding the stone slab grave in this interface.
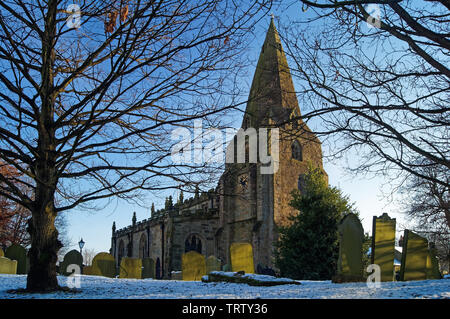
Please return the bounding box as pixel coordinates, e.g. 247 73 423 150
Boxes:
206 256 221 274
5 244 28 274
399 230 441 281
59 250 83 276
371 213 396 281
230 242 254 274
142 257 155 279
0 256 17 274
91 252 116 278
119 257 142 279
202 271 301 286
333 213 365 283
182 251 206 281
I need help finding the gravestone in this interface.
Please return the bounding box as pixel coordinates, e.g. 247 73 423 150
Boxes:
5 244 28 274
82 265 93 275
91 252 116 278
334 213 365 282
182 251 206 281
59 250 83 276
371 213 396 281
0 257 17 274
399 230 429 281
230 242 254 274
142 258 155 279
222 264 231 272
119 257 142 279
426 243 441 280
206 256 221 274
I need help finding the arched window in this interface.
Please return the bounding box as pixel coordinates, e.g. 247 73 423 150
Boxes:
292 140 303 161
185 234 203 254
298 174 306 193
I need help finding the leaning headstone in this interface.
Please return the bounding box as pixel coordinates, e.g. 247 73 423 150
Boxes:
119 257 142 279
371 213 396 281
230 242 254 274
142 258 155 279
333 213 365 283
182 251 206 281
206 256 221 274
426 243 442 280
91 252 116 278
59 250 83 276
399 230 429 281
0 257 17 274
5 244 28 274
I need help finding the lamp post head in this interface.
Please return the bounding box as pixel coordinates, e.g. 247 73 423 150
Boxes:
78 238 85 250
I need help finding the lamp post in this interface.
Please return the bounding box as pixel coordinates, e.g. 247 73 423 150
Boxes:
78 238 85 255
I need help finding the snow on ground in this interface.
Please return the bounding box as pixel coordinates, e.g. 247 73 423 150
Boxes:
0 274 448 299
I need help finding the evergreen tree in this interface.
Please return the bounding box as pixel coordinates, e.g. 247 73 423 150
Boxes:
168 195 174 209
275 165 356 280
164 197 169 210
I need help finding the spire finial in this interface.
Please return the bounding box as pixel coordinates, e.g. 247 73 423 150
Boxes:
270 12 274 20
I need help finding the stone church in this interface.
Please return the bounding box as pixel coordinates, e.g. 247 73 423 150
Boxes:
110 19 327 278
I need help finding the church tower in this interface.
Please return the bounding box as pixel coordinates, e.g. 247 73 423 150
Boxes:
218 18 328 271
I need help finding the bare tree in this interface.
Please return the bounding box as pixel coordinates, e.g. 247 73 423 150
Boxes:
82 248 97 267
0 0 270 291
401 161 449 228
400 160 449 272
276 1 448 191
0 161 70 250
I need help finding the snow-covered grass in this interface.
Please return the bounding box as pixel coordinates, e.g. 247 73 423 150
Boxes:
0 274 448 299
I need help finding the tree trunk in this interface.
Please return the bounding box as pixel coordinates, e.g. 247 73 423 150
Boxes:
26 198 62 292
25 0 60 292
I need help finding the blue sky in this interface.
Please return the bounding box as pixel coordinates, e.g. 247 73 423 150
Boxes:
62 3 408 255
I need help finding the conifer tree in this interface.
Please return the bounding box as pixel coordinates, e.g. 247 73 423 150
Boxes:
275 165 356 280
168 196 173 209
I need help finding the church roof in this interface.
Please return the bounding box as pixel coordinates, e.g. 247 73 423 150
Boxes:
244 17 302 128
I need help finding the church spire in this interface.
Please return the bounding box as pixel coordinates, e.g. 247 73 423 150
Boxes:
244 18 301 128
